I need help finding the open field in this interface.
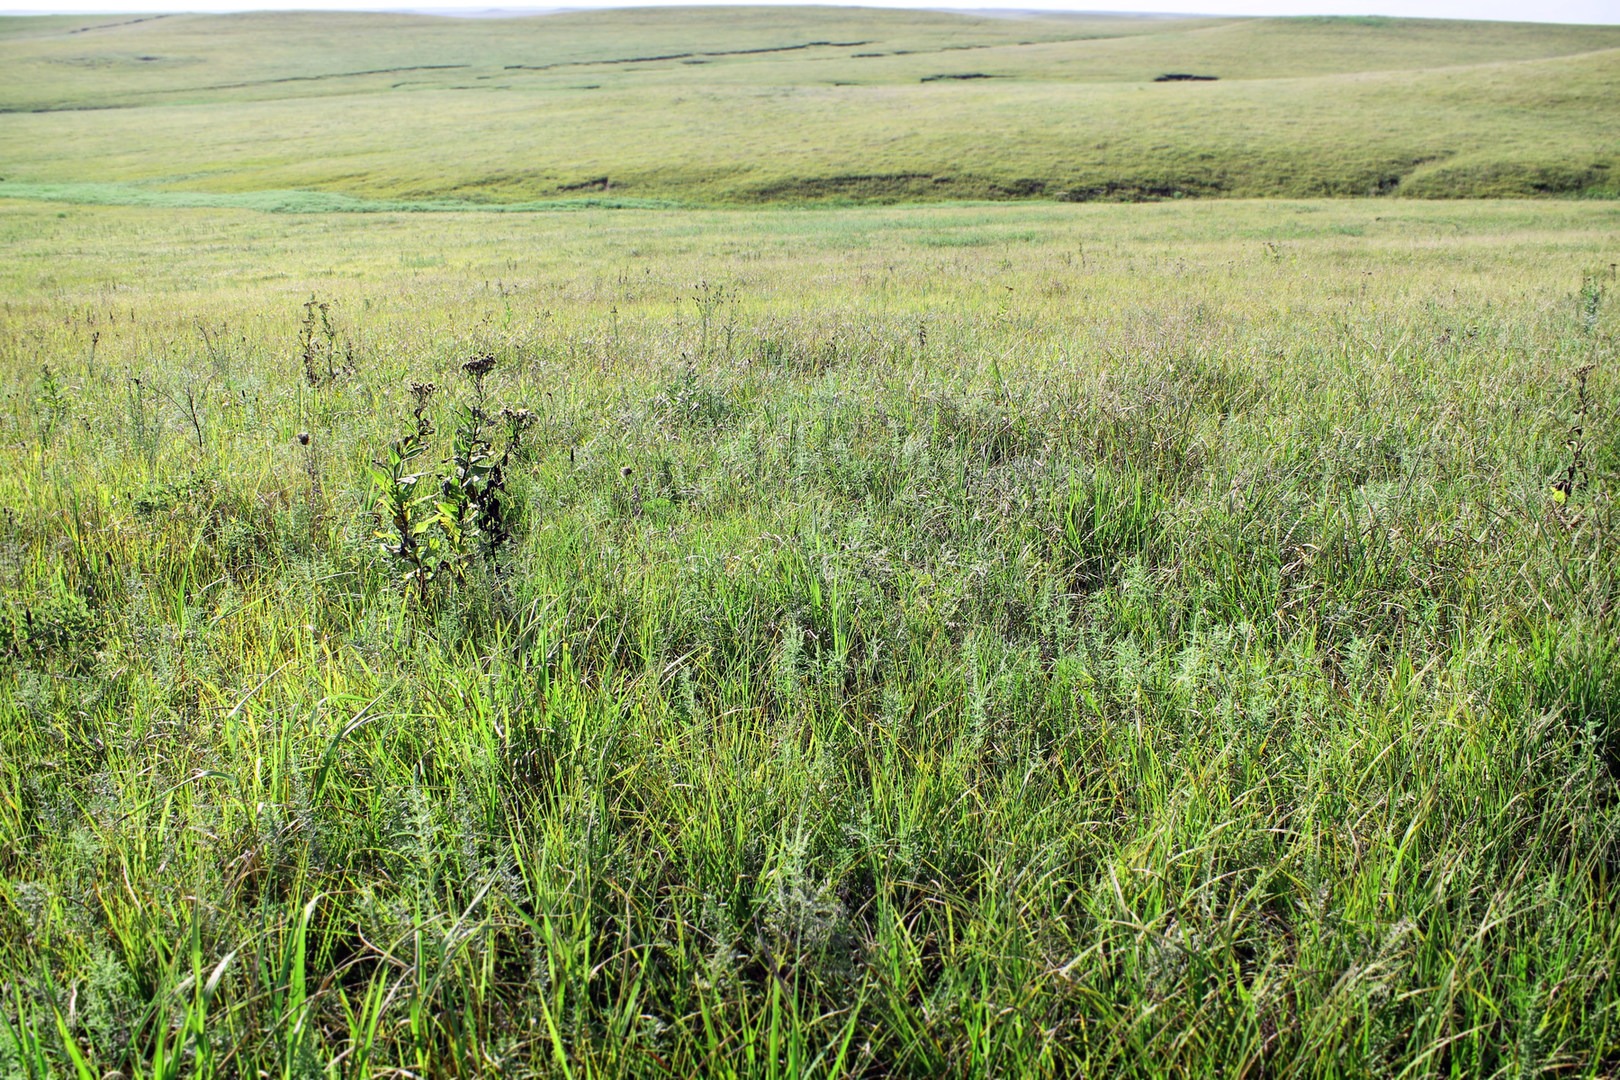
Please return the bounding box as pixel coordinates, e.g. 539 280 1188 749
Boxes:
0 194 1617 1074
1 8 1619 204
3 4 1620 1074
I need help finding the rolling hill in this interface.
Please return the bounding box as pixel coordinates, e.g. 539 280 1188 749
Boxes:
1 7 1617 205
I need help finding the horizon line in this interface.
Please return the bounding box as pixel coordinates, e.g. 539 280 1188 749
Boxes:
1 2 1616 25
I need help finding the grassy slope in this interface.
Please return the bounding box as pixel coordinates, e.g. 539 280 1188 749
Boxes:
0 8 1617 204
0 197 1617 1074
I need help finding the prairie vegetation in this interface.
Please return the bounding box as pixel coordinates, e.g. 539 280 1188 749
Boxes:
0 195 1617 1074
3 4 1620 1075
1 8 1619 204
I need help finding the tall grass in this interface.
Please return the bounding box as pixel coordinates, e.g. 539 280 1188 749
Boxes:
0 197 1616 1075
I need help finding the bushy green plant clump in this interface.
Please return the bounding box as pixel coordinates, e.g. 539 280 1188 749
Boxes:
0 199 1617 1076
370 358 535 604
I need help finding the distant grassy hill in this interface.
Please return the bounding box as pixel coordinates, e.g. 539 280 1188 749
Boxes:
1 6 1617 205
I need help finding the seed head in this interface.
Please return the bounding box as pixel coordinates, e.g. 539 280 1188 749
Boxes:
297 431 311 446
461 352 497 378
620 465 634 478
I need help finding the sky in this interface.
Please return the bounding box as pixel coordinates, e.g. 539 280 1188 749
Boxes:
2 0 1617 22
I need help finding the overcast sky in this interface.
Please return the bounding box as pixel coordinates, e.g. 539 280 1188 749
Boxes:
3 0 1617 23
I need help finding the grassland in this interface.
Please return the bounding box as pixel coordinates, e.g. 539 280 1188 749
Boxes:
1 8 1619 204
0 192 1616 1075
2 3 1620 1074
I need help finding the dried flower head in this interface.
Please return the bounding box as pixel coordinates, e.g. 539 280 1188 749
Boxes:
297 431 311 446
409 381 437 404
620 465 634 478
461 353 497 379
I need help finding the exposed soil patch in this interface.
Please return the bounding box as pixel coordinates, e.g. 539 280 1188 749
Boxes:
558 176 612 192
199 65 469 91
67 15 169 34
747 172 937 201
1056 178 1226 202
1155 73 1219 82
0 102 132 114
989 178 1047 197
505 40 871 72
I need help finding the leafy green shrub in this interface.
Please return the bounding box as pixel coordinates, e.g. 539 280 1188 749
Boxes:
297 293 357 388
369 357 534 606
0 586 100 672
